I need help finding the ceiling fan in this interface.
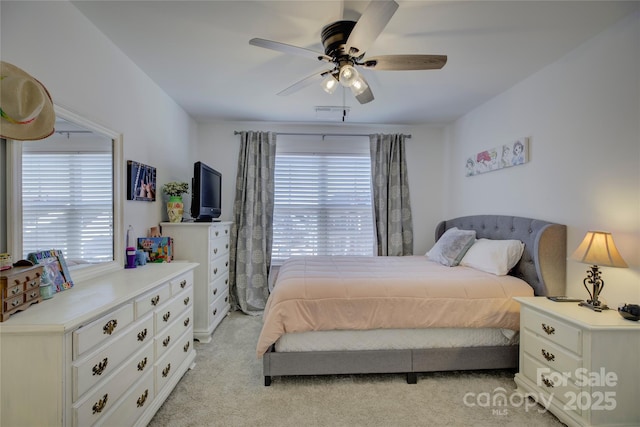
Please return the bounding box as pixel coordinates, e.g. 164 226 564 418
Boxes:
249 0 447 104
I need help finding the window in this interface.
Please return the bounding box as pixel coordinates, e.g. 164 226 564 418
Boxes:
21 149 113 263
272 139 375 265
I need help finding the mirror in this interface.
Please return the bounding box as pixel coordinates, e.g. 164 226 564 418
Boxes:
7 105 124 282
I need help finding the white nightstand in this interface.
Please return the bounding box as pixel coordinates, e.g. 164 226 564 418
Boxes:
514 297 640 427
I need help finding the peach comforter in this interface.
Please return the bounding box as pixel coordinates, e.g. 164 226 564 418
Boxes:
257 256 534 357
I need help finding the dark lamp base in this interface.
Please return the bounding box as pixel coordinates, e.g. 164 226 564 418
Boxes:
579 301 609 312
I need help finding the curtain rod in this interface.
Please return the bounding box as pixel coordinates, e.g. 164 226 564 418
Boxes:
234 131 411 139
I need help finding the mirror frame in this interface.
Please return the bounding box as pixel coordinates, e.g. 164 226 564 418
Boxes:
7 104 124 283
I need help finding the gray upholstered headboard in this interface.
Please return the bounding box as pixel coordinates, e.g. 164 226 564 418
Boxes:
435 215 567 296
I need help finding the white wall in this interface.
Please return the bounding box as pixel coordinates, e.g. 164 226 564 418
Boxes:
1 1 198 247
196 121 446 256
444 11 640 307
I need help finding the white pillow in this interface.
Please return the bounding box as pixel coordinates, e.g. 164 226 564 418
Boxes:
459 238 525 275
426 227 476 267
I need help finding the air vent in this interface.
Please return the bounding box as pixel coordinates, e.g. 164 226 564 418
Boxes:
315 106 349 122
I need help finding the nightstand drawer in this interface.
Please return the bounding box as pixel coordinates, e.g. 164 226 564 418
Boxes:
522 329 581 375
522 307 582 355
522 353 582 415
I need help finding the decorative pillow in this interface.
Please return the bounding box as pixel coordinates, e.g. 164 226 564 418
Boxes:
459 238 525 276
426 227 476 267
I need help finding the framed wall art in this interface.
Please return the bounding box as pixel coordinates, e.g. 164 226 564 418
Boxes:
465 137 529 177
127 160 157 201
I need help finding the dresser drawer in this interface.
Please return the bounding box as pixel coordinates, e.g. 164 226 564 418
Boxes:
154 288 192 333
522 307 582 355
170 271 193 295
3 294 23 312
208 273 229 305
209 223 230 240
208 286 229 326
522 353 582 415
73 342 154 427
74 304 135 359
134 284 171 318
155 306 193 360
155 329 193 392
210 257 229 283
97 371 154 427
73 314 154 400
521 329 581 376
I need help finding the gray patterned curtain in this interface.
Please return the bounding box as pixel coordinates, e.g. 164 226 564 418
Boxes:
370 133 413 256
229 131 276 315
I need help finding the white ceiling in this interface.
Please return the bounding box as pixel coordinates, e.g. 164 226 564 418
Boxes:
72 1 638 125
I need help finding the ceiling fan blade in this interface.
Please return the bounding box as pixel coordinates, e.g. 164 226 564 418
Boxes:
277 69 334 96
249 38 332 62
345 0 399 57
360 54 448 70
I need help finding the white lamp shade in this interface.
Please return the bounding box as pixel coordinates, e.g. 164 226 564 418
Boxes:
570 231 628 268
339 65 358 87
321 74 339 94
350 76 369 96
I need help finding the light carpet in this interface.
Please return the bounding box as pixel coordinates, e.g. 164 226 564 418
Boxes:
149 311 565 427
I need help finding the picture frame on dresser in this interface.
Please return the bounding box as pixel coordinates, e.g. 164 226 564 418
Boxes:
27 249 74 292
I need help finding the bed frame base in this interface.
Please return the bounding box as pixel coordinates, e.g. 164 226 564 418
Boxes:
263 345 518 386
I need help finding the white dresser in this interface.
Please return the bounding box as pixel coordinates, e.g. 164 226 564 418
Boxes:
161 221 232 342
0 262 198 427
515 297 640 427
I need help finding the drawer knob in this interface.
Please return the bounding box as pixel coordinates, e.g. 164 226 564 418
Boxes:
183 341 190 352
214 268 218 275
184 317 190 327
540 374 554 388
163 336 171 347
137 357 148 371
214 248 218 254
215 231 219 236
162 363 171 378
184 296 190 305
213 288 218 296
137 328 148 342
151 295 160 306
541 323 555 335
92 358 108 376
136 389 149 408
225 244 229 250
225 278 228 285
11 299 20 307
180 279 187 288
163 311 171 322
213 308 217 316
11 287 19 295
103 319 118 335
225 260 228 267
225 296 228 303
225 229 228 234
541 349 555 362
92 393 109 414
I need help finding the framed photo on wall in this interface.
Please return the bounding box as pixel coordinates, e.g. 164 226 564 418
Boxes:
127 160 156 201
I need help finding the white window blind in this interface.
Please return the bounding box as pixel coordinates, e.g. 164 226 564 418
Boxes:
22 152 114 263
272 152 375 265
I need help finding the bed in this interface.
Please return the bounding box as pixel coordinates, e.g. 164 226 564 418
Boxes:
259 215 567 386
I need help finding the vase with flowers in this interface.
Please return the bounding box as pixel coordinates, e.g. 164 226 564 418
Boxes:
163 181 189 222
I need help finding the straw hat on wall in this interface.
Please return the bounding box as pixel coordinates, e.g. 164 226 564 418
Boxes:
0 61 55 141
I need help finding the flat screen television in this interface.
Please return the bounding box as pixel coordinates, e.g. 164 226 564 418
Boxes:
191 161 221 222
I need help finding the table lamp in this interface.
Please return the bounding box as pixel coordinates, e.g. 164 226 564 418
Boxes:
570 231 628 312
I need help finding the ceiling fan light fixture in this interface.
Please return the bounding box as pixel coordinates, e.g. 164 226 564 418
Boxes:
350 76 369 96
321 74 339 94
339 64 358 87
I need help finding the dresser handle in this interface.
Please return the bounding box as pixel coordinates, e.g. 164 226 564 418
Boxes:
136 389 149 408
137 328 148 341
214 268 218 275
213 288 218 296
215 231 219 236
184 317 190 327
540 375 554 388
163 336 171 347
28 280 38 289
151 295 160 306
225 296 228 303
213 308 217 316
541 323 555 335
225 229 228 234
162 363 171 378
11 299 20 307
28 290 38 299
137 357 148 371
11 287 20 295
163 311 171 322
225 260 228 266
92 358 108 376
92 394 109 414
214 248 218 255
541 349 555 362
225 244 229 250
103 319 118 335
183 296 190 305
225 279 228 285
183 341 190 352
